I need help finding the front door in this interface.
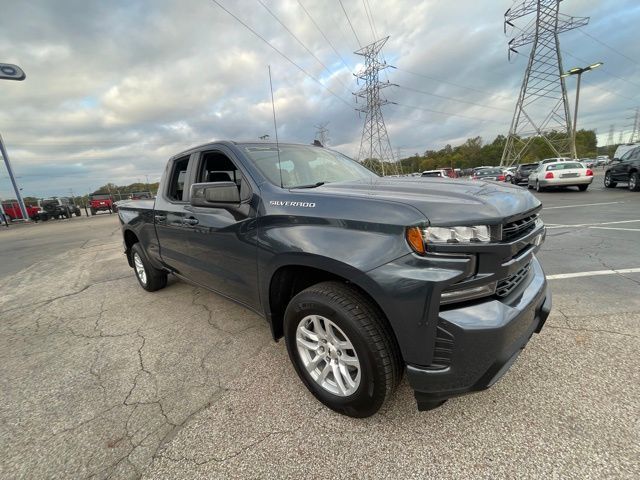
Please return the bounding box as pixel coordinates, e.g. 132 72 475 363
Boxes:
180 147 260 310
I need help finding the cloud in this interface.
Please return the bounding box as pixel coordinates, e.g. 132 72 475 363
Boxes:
0 0 639 197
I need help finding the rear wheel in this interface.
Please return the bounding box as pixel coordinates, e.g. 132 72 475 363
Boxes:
629 172 640 192
90 208 96 216
578 184 589 192
131 243 167 292
284 281 402 418
604 171 617 188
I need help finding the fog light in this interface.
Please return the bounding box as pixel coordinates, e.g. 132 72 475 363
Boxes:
440 282 497 305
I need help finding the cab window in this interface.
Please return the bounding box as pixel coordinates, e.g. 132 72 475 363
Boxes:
167 156 189 201
197 151 251 201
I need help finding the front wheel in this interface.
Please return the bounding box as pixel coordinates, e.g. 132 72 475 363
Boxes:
130 243 167 292
604 171 617 188
629 172 640 192
284 281 402 418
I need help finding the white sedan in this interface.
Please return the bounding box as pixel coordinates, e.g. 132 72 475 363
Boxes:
527 161 594 192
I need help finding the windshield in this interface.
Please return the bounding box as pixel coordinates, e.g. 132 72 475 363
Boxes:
547 163 584 170
241 145 377 188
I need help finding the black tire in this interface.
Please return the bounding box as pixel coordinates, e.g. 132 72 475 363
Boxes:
130 243 167 292
629 172 640 192
578 184 589 192
284 281 402 418
75 209 81 217
604 171 617 188
90 208 96 216
536 181 545 192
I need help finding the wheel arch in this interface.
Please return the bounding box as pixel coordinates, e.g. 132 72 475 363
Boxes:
123 229 139 267
264 256 403 362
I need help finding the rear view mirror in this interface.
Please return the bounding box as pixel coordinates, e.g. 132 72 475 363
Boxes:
190 182 240 207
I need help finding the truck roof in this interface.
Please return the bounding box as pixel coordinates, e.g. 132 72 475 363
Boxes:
169 140 325 160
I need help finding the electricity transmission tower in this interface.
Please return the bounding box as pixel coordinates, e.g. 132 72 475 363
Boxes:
606 124 615 147
501 0 589 166
354 36 397 176
314 122 330 146
628 108 640 143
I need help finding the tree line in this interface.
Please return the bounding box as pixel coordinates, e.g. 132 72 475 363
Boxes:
363 129 608 175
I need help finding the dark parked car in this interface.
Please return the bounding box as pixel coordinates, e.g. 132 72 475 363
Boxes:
512 163 540 185
604 146 640 191
118 141 550 417
472 167 505 181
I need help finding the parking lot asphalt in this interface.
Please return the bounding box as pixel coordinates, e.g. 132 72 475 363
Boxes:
1 176 638 479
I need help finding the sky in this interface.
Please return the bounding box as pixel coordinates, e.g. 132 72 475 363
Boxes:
1 0 639 198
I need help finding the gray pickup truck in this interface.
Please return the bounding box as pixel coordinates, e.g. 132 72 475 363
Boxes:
118 141 551 417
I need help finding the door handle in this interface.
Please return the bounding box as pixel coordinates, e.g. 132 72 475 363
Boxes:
154 214 167 222
183 217 199 225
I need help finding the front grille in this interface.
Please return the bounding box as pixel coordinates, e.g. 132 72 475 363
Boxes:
502 214 538 241
425 324 454 370
496 262 531 298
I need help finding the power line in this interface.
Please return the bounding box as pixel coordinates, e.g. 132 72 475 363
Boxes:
391 102 505 124
364 0 379 39
396 85 512 112
395 67 509 98
209 0 352 107
362 0 377 43
578 29 640 67
256 0 351 92
296 1 352 72
338 0 362 48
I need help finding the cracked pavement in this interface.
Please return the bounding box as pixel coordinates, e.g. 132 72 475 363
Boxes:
1 181 639 479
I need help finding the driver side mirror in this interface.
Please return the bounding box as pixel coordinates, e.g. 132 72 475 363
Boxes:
190 182 240 207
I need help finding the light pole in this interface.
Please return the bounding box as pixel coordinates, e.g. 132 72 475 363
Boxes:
561 62 603 159
0 62 29 221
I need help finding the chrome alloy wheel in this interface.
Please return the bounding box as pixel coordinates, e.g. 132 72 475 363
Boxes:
133 252 147 285
296 315 361 396
630 174 637 190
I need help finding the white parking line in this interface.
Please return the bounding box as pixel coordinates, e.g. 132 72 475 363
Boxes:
544 201 623 210
547 267 640 280
546 219 640 229
588 226 640 232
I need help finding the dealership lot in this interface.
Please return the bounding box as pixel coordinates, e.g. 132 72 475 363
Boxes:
1 178 638 479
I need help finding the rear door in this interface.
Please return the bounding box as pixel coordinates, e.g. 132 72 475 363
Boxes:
180 146 260 309
154 154 196 276
611 148 638 181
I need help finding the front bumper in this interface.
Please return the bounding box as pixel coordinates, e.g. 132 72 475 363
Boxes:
406 259 550 410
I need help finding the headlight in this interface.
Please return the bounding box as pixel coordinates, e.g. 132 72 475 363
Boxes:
425 225 490 244
406 225 491 255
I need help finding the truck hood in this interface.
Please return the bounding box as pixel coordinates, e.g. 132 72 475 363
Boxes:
304 178 541 225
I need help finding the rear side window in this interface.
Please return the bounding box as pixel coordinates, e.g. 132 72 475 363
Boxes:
167 156 190 201
623 147 640 161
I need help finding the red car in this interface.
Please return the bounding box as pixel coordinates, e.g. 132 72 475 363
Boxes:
89 193 115 215
1 201 41 221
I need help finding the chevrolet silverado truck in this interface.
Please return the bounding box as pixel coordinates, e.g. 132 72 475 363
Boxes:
118 141 551 417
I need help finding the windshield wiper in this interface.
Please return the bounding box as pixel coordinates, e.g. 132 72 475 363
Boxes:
289 182 326 189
